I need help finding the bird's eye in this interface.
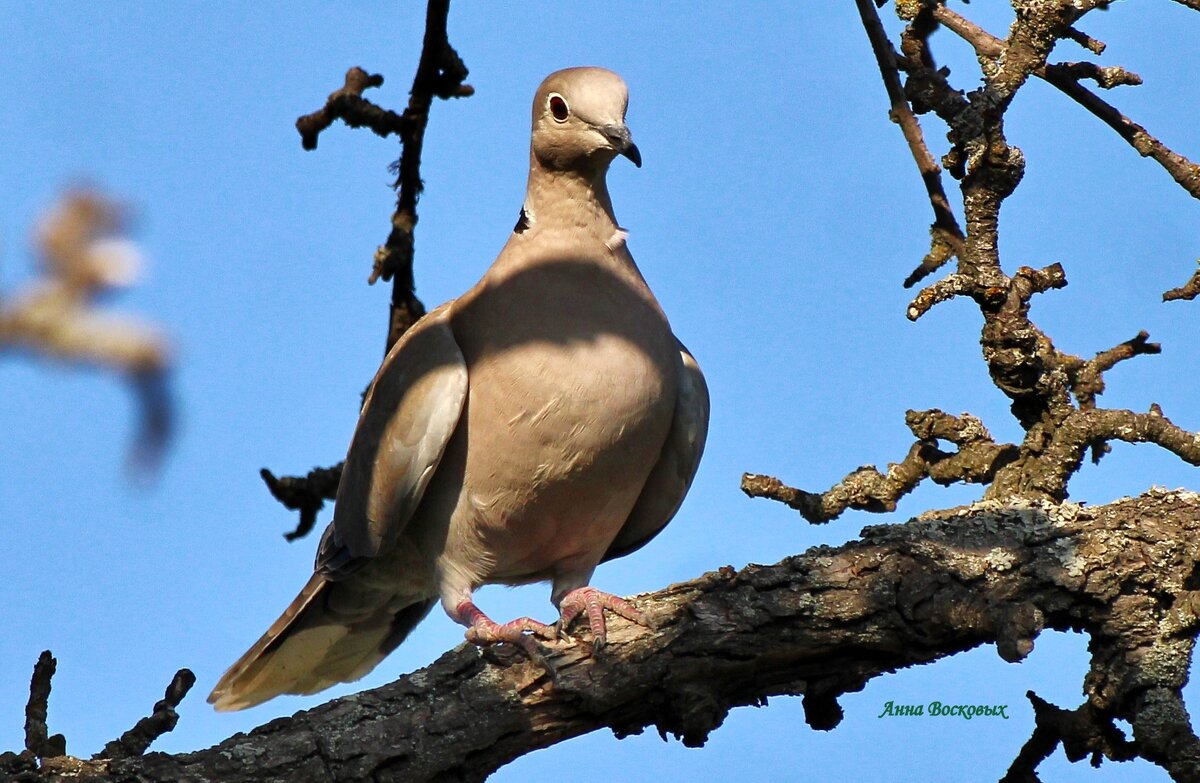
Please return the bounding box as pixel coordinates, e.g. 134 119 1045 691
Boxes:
548 94 569 122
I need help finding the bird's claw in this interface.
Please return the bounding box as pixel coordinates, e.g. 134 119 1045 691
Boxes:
556 586 648 650
458 600 558 676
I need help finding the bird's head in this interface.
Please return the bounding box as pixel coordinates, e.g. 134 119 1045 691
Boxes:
530 67 641 174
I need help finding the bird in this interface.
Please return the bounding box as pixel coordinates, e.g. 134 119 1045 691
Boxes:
208 66 709 712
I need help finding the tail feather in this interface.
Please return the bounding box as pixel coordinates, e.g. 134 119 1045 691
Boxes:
207 574 435 711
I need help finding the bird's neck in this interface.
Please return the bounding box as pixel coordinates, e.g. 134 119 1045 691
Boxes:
521 156 619 238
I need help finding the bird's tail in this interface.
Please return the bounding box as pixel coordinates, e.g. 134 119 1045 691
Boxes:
207 574 436 712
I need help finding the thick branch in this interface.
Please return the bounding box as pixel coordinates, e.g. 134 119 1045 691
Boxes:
1131 687 1200 780
14 491 1200 781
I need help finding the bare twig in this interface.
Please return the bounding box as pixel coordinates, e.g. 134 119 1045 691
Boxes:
742 410 1017 522
1163 262 1200 302
933 3 1200 200
97 670 196 760
24 651 65 759
854 0 965 288
274 0 472 536
1066 330 1161 409
1063 25 1106 55
906 273 977 320
260 464 343 541
294 3 472 352
1002 692 1137 781
376 0 472 351
1045 61 1141 89
295 67 404 151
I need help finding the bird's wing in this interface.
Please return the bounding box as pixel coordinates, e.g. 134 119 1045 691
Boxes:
602 341 709 562
317 304 468 576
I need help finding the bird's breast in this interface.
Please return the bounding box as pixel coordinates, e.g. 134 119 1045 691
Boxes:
441 255 680 581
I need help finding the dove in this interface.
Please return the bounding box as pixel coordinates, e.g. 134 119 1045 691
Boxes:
208 66 708 711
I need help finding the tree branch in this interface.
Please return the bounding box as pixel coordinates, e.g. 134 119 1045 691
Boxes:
271 0 473 537
741 409 1017 523
377 0 472 351
97 670 196 760
1163 262 1200 302
0 190 174 473
932 3 1200 201
12 491 1200 781
24 651 64 760
259 463 343 541
854 0 965 288
1065 330 1161 410
1002 692 1138 781
294 67 403 151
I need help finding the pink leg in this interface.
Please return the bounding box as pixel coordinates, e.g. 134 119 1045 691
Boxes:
454 600 556 661
557 587 648 651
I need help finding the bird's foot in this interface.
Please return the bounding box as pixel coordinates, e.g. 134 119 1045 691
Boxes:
556 587 647 652
456 600 557 666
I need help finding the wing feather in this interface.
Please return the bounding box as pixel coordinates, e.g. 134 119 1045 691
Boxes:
603 341 709 562
318 306 468 574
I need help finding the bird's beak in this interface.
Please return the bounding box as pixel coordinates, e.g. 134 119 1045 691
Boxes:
602 124 642 168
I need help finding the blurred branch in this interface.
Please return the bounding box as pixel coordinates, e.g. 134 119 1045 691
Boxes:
0 190 174 473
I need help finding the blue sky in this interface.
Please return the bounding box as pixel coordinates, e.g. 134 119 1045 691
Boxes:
2 3 1197 780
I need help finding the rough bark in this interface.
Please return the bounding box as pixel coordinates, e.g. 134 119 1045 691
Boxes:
7 490 1200 781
